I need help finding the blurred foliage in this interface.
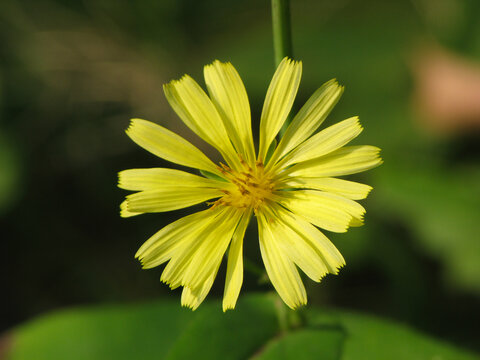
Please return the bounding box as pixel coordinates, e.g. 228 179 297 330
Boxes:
6 294 478 360
1 0 479 356
376 162 480 292
0 131 22 215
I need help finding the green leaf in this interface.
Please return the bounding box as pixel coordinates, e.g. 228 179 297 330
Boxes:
164 295 278 359
6 294 279 360
306 308 478 360
6 294 478 360
255 328 344 360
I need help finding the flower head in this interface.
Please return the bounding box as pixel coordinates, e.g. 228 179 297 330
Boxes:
119 58 382 311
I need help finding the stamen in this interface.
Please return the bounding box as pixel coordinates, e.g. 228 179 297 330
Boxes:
211 157 274 212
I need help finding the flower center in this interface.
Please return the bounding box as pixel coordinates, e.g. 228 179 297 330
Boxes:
213 158 274 212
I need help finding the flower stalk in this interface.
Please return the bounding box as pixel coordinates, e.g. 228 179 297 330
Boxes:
271 0 293 66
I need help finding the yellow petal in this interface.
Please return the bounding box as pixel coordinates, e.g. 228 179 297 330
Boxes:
280 117 363 167
181 272 217 311
278 208 345 274
222 209 252 311
286 145 382 178
278 190 364 233
118 168 224 191
125 187 222 214
269 79 343 167
258 58 302 161
126 119 220 175
135 209 216 269
120 200 142 218
160 207 231 289
204 61 255 163
282 177 372 200
163 76 240 169
258 212 307 309
181 208 242 290
266 208 329 282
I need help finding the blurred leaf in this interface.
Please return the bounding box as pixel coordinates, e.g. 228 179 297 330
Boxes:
7 294 279 360
255 328 344 360
163 295 278 359
375 161 480 294
307 308 478 360
6 294 477 360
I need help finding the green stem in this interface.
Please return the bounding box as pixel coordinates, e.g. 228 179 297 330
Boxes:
274 296 289 333
271 0 293 66
272 0 294 137
273 294 304 333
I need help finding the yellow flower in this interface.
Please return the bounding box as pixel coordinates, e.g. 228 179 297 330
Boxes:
119 58 382 311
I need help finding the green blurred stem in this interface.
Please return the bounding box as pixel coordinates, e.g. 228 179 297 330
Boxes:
274 296 289 333
274 294 304 333
272 0 294 137
271 0 293 66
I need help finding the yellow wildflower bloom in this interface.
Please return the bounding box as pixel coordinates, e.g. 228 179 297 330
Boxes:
119 58 382 311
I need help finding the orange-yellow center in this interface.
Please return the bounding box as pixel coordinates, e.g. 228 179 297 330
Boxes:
213 158 274 212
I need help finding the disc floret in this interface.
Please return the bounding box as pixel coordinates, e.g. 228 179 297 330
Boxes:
213 156 275 212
